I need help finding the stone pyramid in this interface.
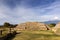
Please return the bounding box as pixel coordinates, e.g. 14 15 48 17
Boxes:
15 22 50 31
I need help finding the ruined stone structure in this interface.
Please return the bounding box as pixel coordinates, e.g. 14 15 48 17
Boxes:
15 22 50 31
52 22 60 32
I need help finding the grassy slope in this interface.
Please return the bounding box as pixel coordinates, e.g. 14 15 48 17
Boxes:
13 30 60 40
0 28 15 37
0 28 9 37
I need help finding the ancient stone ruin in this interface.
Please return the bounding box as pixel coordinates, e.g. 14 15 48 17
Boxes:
52 22 60 35
52 22 60 32
15 22 50 31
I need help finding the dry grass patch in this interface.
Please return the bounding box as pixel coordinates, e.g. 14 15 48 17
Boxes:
12 30 60 40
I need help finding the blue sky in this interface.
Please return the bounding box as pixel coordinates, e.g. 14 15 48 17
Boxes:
0 0 60 24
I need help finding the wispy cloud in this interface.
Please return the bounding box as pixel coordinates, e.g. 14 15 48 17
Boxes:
0 0 60 24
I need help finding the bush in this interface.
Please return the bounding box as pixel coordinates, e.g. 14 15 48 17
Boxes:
48 23 56 28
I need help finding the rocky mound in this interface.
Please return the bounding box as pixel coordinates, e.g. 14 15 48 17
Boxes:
15 22 50 31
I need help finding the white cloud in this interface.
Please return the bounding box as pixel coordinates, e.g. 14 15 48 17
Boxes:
0 0 60 24
0 4 9 19
0 13 7 19
53 16 59 20
40 1 60 21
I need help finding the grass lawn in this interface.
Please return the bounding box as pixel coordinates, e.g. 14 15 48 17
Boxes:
13 30 60 40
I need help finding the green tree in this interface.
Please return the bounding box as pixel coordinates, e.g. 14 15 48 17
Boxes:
3 22 17 33
4 22 10 27
4 22 12 33
48 23 56 28
10 24 17 32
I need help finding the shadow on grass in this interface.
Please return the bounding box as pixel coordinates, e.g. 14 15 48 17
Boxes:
0 31 21 40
